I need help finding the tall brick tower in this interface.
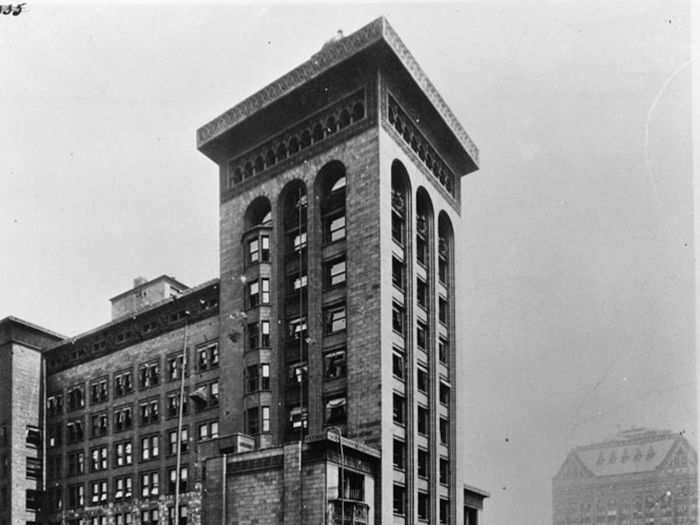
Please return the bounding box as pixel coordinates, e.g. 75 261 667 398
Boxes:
0 317 64 525
197 17 485 525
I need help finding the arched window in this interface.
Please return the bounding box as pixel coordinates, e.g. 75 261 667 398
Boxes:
288 136 299 154
277 142 288 160
266 150 276 168
312 124 324 143
254 156 264 174
317 161 347 244
391 160 410 246
352 102 364 122
326 116 337 135
300 130 312 149
243 197 272 267
339 109 351 129
279 180 309 440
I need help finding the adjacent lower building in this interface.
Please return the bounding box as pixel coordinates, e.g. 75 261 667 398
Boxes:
553 428 698 525
0 16 488 525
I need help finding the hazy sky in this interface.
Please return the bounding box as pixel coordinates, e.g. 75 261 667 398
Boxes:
0 2 694 524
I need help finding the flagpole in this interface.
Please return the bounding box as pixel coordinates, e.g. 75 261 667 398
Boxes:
174 312 189 525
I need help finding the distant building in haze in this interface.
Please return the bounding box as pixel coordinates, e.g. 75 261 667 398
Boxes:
553 428 697 525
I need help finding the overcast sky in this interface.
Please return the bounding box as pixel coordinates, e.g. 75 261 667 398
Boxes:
0 2 694 524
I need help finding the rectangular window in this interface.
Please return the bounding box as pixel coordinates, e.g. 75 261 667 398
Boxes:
114 370 133 397
439 297 448 325
416 233 427 266
66 418 84 443
168 505 189 525
113 405 133 432
67 451 84 476
288 273 308 297
90 480 108 504
47 394 63 417
288 407 308 432
261 406 270 433
248 238 259 263
418 448 429 478
260 320 270 347
245 407 259 435
115 513 134 525
245 365 259 393
324 304 346 334
438 256 448 284
90 446 108 472
67 384 85 411
198 342 219 370
417 278 428 309
439 381 450 406
393 393 406 425
287 317 308 344
114 476 133 501
139 361 160 389
416 321 427 350
47 486 62 511
90 378 109 404
418 491 430 521
140 399 160 425
209 381 219 406
290 230 307 252
393 439 405 470
115 440 133 466
26 488 40 511
440 417 449 445
247 322 259 350
141 471 159 497
393 484 406 515
261 364 270 390
261 278 270 303
168 466 188 494
392 302 405 335
324 396 347 425
440 498 450 524
25 425 40 447
325 258 346 288
167 354 185 381
391 212 404 244
198 421 219 441
417 367 429 393
248 281 260 308
26 457 41 479
260 235 270 262
141 435 160 461
68 484 84 508
439 458 450 485
438 337 448 364
418 405 429 435
327 214 346 243
324 349 346 379
167 392 188 418
392 351 405 379
168 428 188 455
141 509 159 525
91 412 108 437
392 257 404 289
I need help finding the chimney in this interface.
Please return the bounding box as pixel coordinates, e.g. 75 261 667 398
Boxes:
133 276 148 288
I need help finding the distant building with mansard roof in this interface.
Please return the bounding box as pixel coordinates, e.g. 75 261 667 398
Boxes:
553 428 697 525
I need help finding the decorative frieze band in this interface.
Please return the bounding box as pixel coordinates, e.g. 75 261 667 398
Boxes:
387 95 457 200
226 89 367 191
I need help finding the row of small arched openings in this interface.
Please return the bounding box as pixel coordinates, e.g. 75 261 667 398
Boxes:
230 103 365 187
